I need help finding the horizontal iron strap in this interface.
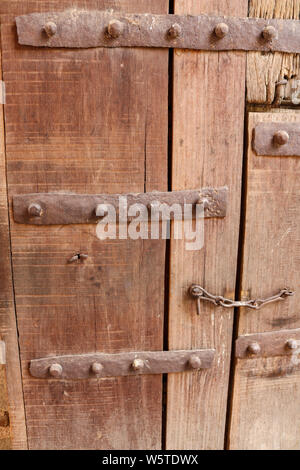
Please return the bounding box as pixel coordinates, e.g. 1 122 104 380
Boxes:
29 349 216 379
12 187 227 225
236 328 300 359
16 11 300 54
253 123 300 157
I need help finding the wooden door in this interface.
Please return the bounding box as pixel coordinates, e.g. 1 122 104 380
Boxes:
1 0 300 451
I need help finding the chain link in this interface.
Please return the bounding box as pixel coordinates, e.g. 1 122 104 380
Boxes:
189 285 295 315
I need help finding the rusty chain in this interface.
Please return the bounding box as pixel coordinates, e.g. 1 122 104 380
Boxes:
189 285 295 315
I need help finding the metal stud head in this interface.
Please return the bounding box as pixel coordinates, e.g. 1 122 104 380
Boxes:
107 20 124 39
44 21 57 38
167 23 182 40
28 203 43 217
286 339 298 351
214 23 229 39
49 363 63 378
91 362 103 375
132 358 145 371
188 355 202 370
273 130 290 146
262 25 278 41
247 342 261 356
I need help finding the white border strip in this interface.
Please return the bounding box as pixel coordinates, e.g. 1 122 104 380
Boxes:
0 340 6 365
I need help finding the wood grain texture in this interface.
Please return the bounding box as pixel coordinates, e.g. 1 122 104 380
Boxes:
0 35 27 450
229 111 300 450
166 0 247 450
247 0 300 104
1 0 168 449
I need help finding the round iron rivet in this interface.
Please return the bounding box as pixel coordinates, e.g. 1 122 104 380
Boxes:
247 342 261 355
44 21 57 38
91 362 104 375
262 25 278 41
274 130 290 146
286 339 298 350
49 363 63 378
107 20 124 39
167 23 182 40
28 203 43 217
132 358 145 371
188 355 202 370
214 23 229 39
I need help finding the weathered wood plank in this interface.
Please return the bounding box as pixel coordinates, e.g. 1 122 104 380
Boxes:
166 0 247 450
1 0 168 450
0 31 27 450
228 111 300 450
247 0 300 104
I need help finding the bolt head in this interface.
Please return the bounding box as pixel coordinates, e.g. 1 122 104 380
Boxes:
107 20 124 39
167 23 182 40
214 23 229 39
49 363 63 378
262 25 278 41
132 358 145 371
247 342 261 355
28 203 43 217
286 339 298 350
44 21 57 38
91 362 103 375
188 355 202 370
274 130 290 146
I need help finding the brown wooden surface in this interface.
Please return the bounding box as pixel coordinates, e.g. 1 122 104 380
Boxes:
228 111 300 450
247 0 300 104
1 0 168 450
0 37 27 450
166 0 247 450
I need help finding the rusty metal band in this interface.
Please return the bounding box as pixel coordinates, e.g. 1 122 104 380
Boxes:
253 122 300 157
29 349 216 379
235 328 300 359
12 187 227 225
16 11 300 53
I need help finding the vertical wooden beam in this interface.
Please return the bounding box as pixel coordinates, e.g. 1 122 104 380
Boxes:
0 27 27 449
166 0 247 449
228 111 300 450
1 0 168 449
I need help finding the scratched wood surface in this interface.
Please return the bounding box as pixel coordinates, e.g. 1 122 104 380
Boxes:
166 0 247 450
0 41 27 449
0 0 168 449
228 111 300 450
247 0 300 104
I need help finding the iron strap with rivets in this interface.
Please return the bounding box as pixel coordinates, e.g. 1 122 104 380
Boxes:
16 11 300 54
189 285 295 315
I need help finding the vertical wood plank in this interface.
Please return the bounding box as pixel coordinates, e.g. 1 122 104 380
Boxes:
1 0 168 449
166 0 247 450
0 30 27 449
229 111 300 450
